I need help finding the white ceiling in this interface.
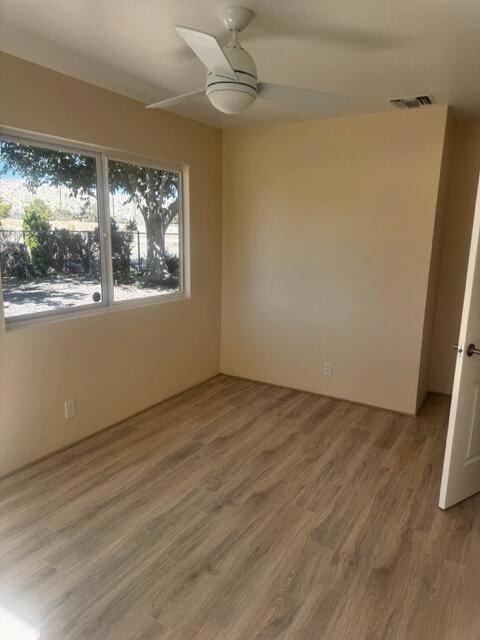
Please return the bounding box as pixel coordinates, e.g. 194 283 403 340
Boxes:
1 0 480 128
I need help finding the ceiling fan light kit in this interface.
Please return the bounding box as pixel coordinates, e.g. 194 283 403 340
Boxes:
147 6 347 118
208 86 256 114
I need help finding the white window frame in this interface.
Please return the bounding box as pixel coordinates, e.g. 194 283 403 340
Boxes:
0 126 189 328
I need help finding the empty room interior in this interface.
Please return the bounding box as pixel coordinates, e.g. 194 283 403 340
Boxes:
1 1 480 638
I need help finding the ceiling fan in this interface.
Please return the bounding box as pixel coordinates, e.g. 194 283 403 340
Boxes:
147 6 347 116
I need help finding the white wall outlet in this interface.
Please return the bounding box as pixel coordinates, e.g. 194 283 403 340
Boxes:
323 361 333 376
64 399 76 419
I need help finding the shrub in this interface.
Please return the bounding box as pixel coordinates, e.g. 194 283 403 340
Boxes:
0 238 32 279
21 199 102 277
23 199 54 276
90 219 135 282
165 253 179 286
0 197 12 226
7 201 138 282
111 219 134 277
50 229 90 274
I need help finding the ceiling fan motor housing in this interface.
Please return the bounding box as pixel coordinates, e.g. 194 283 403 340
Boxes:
206 44 258 114
148 6 347 118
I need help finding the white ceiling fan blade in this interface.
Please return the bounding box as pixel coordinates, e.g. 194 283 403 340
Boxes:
258 83 347 116
175 26 238 81
146 89 205 110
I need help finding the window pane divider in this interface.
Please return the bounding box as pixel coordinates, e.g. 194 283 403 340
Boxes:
1 128 187 324
97 153 114 305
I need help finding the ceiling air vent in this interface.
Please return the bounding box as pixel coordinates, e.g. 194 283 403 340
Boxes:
390 95 435 109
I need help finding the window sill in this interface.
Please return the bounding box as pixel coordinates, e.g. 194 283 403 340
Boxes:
3 291 190 331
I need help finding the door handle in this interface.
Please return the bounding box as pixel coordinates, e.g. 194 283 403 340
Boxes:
466 343 480 357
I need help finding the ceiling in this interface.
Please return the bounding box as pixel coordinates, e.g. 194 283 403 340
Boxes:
1 0 480 128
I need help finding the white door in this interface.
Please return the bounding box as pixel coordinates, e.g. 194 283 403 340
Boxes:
439 175 480 509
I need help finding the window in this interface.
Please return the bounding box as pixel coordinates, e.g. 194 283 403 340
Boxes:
0 133 184 323
108 158 181 302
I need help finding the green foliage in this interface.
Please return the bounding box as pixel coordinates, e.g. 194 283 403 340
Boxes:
50 229 92 274
1 142 96 196
77 201 98 222
1 141 179 284
0 217 178 287
23 199 53 276
20 199 100 277
108 160 178 216
0 197 12 225
164 253 179 287
0 237 31 279
1 142 178 212
110 219 134 278
24 198 52 224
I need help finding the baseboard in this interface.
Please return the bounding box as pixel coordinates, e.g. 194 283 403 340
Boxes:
0 373 222 482
220 370 420 417
1 373 451 482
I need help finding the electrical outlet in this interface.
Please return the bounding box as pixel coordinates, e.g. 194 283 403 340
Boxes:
64 399 76 419
323 361 332 376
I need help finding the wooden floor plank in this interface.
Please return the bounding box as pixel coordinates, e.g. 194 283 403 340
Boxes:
0 375 478 639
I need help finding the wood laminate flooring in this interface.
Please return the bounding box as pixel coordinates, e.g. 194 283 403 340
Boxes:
0 375 479 639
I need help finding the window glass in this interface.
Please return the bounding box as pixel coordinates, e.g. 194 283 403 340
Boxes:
107 158 181 301
0 134 185 323
0 139 102 319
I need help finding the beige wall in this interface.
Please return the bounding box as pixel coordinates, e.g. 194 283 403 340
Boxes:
0 53 223 476
1 51 471 476
221 107 448 414
416 112 454 409
429 118 480 394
